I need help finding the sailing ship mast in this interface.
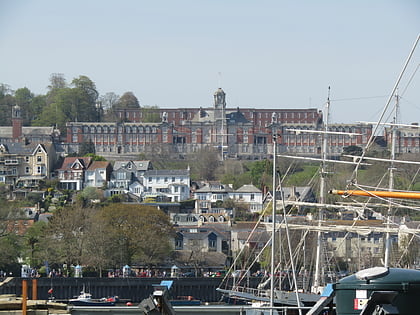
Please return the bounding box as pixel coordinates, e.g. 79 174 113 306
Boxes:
312 87 330 293
384 91 398 267
270 135 276 311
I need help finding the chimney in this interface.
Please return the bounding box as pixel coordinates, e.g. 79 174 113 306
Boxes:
12 105 23 140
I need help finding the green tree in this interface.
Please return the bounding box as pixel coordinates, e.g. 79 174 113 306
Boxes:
22 221 47 267
41 206 92 267
0 84 14 126
35 75 99 132
115 92 140 109
34 88 73 130
76 186 103 207
0 234 22 275
30 95 47 123
249 160 273 189
99 204 173 267
83 209 113 277
14 87 34 125
69 75 99 122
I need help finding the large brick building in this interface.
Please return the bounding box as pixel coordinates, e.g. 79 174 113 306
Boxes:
65 88 372 160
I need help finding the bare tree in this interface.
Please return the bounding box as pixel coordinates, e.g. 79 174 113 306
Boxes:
100 92 119 112
47 73 67 91
191 147 220 180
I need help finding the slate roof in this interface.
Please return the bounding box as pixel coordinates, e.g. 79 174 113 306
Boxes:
57 157 92 170
113 160 152 171
235 184 261 193
226 110 250 124
87 161 111 170
195 182 234 193
236 231 270 243
0 143 53 155
144 169 190 176
0 142 35 154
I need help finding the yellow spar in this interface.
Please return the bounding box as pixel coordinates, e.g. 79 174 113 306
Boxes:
329 189 420 200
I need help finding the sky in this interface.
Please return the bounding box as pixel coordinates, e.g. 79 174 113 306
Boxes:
1 0 419 124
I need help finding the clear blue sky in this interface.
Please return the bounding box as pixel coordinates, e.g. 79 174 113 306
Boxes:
1 0 419 124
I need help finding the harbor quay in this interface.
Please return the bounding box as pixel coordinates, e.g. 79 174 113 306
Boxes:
0 277 256 303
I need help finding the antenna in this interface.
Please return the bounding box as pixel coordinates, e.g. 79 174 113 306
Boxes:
218 72 222 88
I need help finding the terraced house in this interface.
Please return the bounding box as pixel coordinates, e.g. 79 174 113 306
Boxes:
0 142 56 189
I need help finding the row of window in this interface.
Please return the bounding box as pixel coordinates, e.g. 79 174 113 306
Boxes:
78 126 160 134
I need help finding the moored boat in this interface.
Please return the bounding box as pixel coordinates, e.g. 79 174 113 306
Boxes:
68 290 118 306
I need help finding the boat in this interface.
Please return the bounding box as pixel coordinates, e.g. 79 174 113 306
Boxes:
169 296 201 306
68 290 118 306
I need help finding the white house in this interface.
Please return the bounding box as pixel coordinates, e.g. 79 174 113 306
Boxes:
230 184 263 213
84 161 111 188
143 169 190 202
107 160 152 196
194 182 263 214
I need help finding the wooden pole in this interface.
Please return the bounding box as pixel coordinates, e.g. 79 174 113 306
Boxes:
22 280 27 315
32 278 38 300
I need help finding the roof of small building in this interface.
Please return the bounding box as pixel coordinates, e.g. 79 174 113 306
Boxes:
87 161 111 170
57 157 92 170
236 230 271 243
0 142 52 155
232 221 265 230
195 182 234 193
144 169 190 176
113 160 152 171
235 184 261 193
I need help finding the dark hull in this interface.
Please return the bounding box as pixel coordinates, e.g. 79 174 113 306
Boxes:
170 299 201 306
68 300 116 307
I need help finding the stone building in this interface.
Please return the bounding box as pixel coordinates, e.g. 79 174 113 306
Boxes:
65 88 373 160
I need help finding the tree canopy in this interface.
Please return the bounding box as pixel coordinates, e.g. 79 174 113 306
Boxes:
115 92 140 109
35 203 174 275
